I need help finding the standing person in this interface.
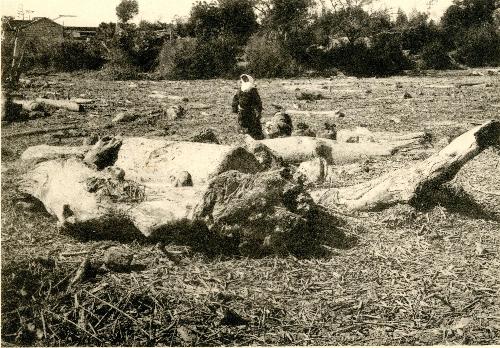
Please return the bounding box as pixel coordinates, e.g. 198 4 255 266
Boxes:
232 74 264 140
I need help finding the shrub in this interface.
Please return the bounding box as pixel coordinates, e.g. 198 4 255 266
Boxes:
156 38 198 79
55 40 105 71
421 41 453 69
455 24 500 67
133 21 167 71
245 34 302 78
100 52 139 80
400 18 442 54
326 34 410 77
156 36 238 80
367 33 411 76
9 38 105 73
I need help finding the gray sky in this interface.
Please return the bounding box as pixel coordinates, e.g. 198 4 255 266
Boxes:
1 0 454 27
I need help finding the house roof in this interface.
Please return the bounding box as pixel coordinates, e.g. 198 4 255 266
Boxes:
5 17 61 31
65 26 98 31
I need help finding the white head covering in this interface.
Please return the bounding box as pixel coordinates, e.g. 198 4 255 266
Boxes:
240 74 255 92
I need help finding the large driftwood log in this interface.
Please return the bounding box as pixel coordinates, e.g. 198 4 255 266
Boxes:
310 120 500 211
335 127 430 143
114 138 263 185
247 136 425 164
20 138 264 186
20 157 340 255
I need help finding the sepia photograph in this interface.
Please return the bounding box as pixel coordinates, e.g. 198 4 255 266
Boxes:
1 0 499 346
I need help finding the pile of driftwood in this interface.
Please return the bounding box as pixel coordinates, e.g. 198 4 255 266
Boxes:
1 94 87 123
19 120 500 255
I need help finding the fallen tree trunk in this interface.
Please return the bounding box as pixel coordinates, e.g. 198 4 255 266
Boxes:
284 109 343 118
310 120 500 211
114 138 263 185
247 136 425 165
35 98 83 112
335 127 430 143
12 99 46 112
20 138 264 186
13 98 83 112
69 98 93 104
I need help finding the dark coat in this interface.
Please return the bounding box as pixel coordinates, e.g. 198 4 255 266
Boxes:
232 88 262 114
232 88 264 139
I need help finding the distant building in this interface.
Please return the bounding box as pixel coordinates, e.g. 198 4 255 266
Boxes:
2 17 63 43
148 28 175 40
64 26 98 40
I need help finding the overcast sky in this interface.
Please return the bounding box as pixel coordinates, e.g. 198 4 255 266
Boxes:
1 0 454 27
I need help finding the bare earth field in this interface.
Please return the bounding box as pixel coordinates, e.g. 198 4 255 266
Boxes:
1 69 499 346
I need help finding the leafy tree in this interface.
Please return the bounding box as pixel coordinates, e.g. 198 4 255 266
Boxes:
394 8 408 28
170 15 196 38
97 22 117 42
440 0 499 66
187 0 258 42
133 21 169 71
366 9 393 35
218 0 258 42
314 6 371 42
259 0 313 35
189 1 221 38
399 11 442 54
441 0 496 40
116 0 139 23
455 23 500 66
421 41 453 69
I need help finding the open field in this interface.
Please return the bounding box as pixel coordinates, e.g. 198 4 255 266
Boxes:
1 69 500 346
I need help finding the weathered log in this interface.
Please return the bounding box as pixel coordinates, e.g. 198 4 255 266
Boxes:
112 112 138 123
20 158 340 255
69 98 94 104
310 120 500 211
14 98 83 112
248 136 424 165
35 98 83 112
247 136 332 164
20 138 263 187
335 127 430 143
21 144 90 162
12 99 44 112
284 109 344 118
114 138 262 186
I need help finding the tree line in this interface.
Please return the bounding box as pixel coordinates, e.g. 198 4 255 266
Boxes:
2 0 499 79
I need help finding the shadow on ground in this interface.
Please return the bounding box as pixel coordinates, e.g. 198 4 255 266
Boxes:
412 184 499 222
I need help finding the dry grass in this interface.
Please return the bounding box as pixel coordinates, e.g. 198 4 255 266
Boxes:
1 69 499 346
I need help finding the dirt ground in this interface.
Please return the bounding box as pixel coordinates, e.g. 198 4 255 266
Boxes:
1 69 499 346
